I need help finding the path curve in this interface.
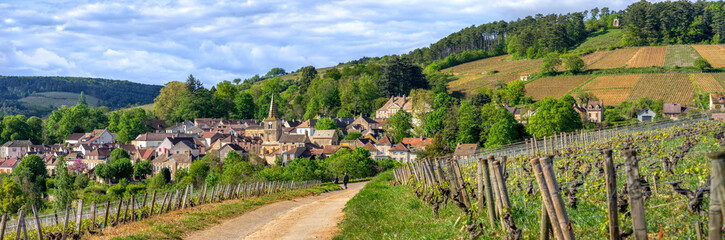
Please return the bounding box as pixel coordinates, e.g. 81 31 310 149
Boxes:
186 182 366 240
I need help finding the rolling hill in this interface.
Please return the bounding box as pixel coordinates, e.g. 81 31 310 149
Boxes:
0 76 163 117
443 44 725 107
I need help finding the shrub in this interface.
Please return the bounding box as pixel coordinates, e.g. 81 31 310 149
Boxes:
125 183 146 196
107 184 126 198
74 174 90 189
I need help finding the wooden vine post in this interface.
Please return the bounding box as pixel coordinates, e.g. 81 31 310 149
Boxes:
708 151 725 240
623 149 647 240
0 212 7 239
531 158 564 240
602 149 620 240
32 205 43 240
539 156 575 240
61 206 71 240
76 199 84 234
478 157 496 227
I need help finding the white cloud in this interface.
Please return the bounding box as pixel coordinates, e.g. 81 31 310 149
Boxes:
2 0 641 87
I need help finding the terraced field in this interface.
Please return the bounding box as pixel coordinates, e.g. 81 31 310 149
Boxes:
581 88 632 105
581 51 611 68
692 44 725 68
525 75 593 100
626 46 666 67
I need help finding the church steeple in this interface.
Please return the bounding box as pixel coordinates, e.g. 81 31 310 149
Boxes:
267 95 278 120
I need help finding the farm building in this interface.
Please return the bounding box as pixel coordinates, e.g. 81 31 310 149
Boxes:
710 93 725 111
636 108 657 122
663 103 694 120
453 143 480 160
574 101 605 123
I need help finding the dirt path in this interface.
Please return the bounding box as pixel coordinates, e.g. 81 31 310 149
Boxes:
186 182 366 240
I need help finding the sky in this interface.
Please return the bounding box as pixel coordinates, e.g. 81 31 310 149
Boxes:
0 0 639 87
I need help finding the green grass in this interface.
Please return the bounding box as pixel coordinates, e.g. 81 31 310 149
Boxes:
112 103 154 113
573 29 623 52
664 45 702 67
19 91 100 108
334 171 467 240
106 183 342 240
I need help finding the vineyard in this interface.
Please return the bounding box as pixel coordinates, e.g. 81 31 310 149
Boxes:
525 76 593 100
626 46 666 68
692 45 725 68
693 74 725 93
393 118 725 239
626 73 695 104
664 45 701 67
588 47 639 69
0 180 321 240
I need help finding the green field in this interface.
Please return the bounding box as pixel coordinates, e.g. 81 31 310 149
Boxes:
573 29 623 52
664 45 702 67
19 91 100 109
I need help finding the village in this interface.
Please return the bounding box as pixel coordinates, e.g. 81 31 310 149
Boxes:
0 92 723 182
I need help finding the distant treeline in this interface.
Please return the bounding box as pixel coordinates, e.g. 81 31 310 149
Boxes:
0 76 162 116
338 1 725 69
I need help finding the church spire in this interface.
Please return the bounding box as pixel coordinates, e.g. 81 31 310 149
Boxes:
267 95 278 120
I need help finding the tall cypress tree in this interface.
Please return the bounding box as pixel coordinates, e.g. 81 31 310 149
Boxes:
77 91 87 106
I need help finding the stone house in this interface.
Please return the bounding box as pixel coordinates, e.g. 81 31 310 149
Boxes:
278 134 311 153
574 101 604 123
83 148 112 169
311 130 338 147
453 143 480 160
0 140 32 159
155 137 196 156
663 103 694 120
151 153 193 180
133 133 176 148
710 93 725 111
295 119 317 137
219 143 247 161
0 158 18 174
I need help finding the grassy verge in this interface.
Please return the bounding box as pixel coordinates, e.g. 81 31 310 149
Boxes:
334 171 466 239
94 183 341 240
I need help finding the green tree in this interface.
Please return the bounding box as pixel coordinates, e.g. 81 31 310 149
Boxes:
344 132 362 140
234 92 256 119
0 177 24 214
506 80 526 105
111 158 133 181
147 174 168 192
695 58 712 72
315 117 337 130
324 148 377 179
285 158 326 181
564 56 585 73
299 66 317 94
486 115 519 147
526 96 583 136
385 110 412 143
74 174 89 189
110 148 130 162
95 164 113 183
417 133 448 158
13 154 47 210
186 74 203 94
161 168 172 183
134 160 152 180
189 161 209 186
77 91 87 106
456 103 480 144
265 67 287 78
153 81 193 121
53 158 75 210
540 52 561 75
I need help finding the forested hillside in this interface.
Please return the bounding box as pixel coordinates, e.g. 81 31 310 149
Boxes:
0 76 162 116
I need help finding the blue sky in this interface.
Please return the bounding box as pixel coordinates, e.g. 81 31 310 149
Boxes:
0 0 637 87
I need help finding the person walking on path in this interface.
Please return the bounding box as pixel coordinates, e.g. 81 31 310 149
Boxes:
334 175 339 184
343 173 349 189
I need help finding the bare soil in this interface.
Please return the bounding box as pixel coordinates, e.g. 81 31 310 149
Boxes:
186 182 366 240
